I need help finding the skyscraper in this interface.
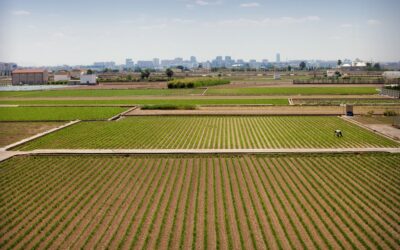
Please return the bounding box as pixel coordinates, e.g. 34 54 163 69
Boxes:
276 53 281 63
153 58 160 68
125 59 134 69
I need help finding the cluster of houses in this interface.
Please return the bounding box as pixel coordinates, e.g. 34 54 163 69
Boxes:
11 69 97 85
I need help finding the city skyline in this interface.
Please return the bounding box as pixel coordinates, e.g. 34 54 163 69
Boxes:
1 0 400 66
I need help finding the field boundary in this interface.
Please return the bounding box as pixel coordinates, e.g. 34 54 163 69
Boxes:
2 120 80 151
108 106 137 121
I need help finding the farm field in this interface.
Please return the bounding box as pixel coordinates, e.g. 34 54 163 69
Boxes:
0 153 399 249
293 98 400 105
0 107 128 121
13 116 399 150
0 88 203 98
0 122 62 147
0 98 289 106
206 87 379 95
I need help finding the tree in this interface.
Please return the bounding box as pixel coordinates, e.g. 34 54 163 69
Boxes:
166 68 174 79
373 63 381 71
337 59 342 67
126 75 132 81
287 65 292 71
140 69 151 80
299 61 306 70
87 69 93 75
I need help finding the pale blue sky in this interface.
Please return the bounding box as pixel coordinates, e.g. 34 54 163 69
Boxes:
1 0 399 66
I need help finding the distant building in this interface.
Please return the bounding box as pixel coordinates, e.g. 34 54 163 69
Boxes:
276 53 281 63
273 72 281 80
326 70 337 77
0 62 18 76
383 71 400 79
93 61 116 69
54 71 71 82
70 69 84 79
80 74 97 85
153 58 160 68
136 61 154 69
12 69 48 85
125 59 134 69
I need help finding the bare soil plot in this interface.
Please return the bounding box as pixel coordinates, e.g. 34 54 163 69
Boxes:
349 116 400 141
0 122 62 147
68 82 167 90
0 153 399 249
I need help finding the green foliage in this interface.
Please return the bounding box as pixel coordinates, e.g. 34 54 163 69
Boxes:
166 68 174 79
0 98 289 106
206 87 378 95
141 104 197 110
167 78 230 89
140 69 151 80
0 89 204 97
14 116 399 150
299 61 307 70
383 110 397 116
0 107 127 121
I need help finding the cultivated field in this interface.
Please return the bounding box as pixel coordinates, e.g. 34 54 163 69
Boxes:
0 98 289 106
0 122 62 147
0 89 203 98
206 87 378 95
0 107 128 121
293 98 400 105
0 154 399 249
13 116 399 150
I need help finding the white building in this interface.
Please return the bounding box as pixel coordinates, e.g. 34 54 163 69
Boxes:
383 71 400 79
80 74 97 85
54 72 71 82
326 70 336 77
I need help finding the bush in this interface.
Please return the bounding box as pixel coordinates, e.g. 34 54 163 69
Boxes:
167 78 230 89
141 104 197 110
367 110 374 116
383 110 397 116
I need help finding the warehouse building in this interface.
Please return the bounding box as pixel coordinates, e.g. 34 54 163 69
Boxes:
12 69 48 85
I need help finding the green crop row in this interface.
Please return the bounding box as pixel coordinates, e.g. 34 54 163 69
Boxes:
1 154 398 249
13 116 399 150
0 107 127 121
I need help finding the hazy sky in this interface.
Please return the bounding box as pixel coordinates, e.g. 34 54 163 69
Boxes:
1 0 399 66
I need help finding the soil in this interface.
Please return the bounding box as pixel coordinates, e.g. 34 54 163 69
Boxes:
0 122 62 147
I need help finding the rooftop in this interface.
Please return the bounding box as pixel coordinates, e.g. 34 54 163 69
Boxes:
12 69 47 74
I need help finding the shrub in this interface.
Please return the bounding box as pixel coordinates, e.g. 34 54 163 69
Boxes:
367 110 374 116
167 78 230 89
383 110 397 116
141 104 197 110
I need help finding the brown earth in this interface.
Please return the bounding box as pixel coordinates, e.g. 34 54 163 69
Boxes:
67 82 167 89
0 122 62 147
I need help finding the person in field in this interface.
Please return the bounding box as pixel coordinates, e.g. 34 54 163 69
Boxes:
334 129 343 137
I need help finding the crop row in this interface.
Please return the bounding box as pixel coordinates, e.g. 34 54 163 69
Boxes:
0 107 128 121
0 153 399 249
14 116 399 150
